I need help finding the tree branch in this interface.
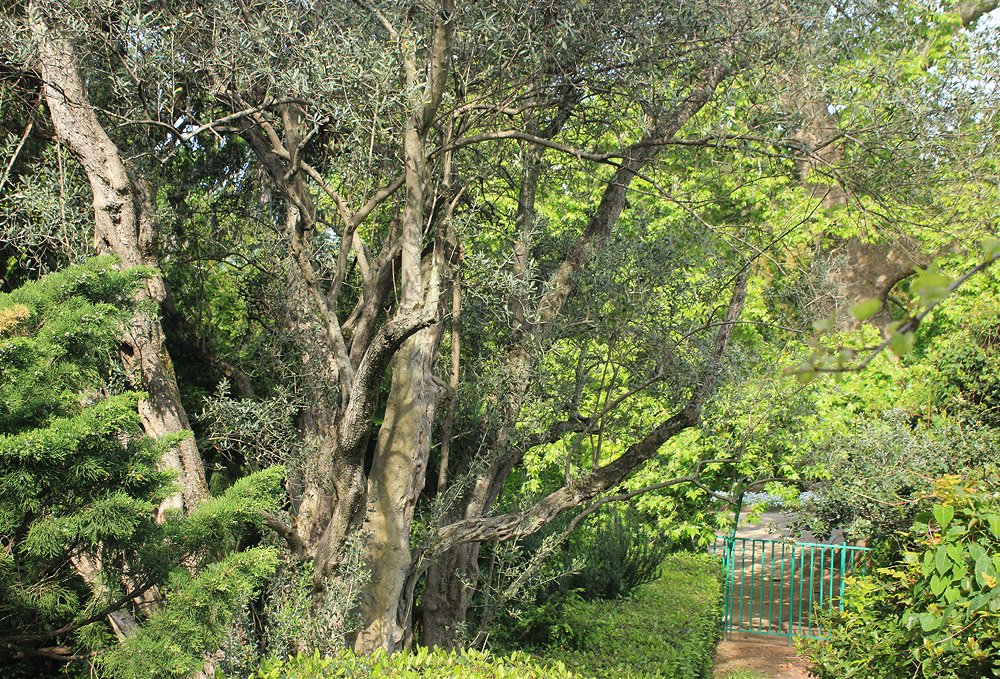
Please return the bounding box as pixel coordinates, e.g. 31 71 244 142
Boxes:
437 266 750 548
261 512 307 560
4 578 156 645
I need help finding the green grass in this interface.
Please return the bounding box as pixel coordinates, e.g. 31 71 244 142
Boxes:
717 670 770 679
537 553 726 679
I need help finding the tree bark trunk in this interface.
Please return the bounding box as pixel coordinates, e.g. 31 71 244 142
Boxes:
355 323 445 652
351 1 454 652
419 60 731 648
29 1 208 512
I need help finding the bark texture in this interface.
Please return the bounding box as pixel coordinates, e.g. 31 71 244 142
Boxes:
29 1 208 512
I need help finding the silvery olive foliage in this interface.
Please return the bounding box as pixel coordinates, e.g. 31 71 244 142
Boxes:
199 380 301 470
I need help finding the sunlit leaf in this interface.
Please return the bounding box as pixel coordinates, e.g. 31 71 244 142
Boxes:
849 298 882 322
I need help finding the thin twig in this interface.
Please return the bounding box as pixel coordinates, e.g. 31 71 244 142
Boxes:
0 120 34 197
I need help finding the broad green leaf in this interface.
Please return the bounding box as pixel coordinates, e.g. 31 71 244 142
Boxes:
919 613 940 632
889 331 916 357
953 559 968 579
935 547 950 576
969 593 989 613
796 369 816 385
911 272 951 295
983 236 1000 259
975 554 996 588
933 504 954 530
946 542 962 564
930 574 946 596
922 550 935 576
849 298 882 322
970 543 987 562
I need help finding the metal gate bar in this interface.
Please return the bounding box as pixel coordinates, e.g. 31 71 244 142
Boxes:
710 536 871 641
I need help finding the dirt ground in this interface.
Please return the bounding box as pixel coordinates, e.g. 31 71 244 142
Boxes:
713 637 813 679
712 512 817 679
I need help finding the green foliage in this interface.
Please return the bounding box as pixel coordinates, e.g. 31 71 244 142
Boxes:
251 555 724 679
249 648 581 679
0 259 281 675
919 283 1000 428
791 247 1000 381
0 110 97 289
484 506 673 649
789 265 1000 545
562 508 673 602
198 382 301 472
219 534 372 678
540 554 725 679
792 417 996 546
804 469 1000 679
718 671 769 679
100 548 279 679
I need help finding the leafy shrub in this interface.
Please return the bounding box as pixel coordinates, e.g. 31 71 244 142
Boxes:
790 416 996 548
925 297 1000 428
565 507 673 601
804 468 1000 679
541 553 725 679
485 505 673 648
250 648 580 679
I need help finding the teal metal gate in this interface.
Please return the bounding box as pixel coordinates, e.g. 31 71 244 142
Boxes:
710 537 872 641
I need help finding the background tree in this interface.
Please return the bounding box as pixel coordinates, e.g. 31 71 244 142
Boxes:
0 0 996 665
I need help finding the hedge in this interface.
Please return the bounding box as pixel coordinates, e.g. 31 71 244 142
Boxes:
251 648 580 679
540 552 725 678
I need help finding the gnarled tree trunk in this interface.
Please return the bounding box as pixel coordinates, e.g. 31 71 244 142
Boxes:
29 1 208 513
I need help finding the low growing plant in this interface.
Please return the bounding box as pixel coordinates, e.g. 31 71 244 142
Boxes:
542 553 725 679
250 648 580 679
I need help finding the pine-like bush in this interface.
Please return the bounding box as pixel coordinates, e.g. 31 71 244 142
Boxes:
0 258 281 677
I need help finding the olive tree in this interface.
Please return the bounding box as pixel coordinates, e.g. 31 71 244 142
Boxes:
5 0 987 658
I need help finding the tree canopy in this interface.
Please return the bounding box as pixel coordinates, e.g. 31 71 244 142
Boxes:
0 0 997 674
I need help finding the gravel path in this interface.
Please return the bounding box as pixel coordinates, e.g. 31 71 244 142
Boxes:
713 637 812 679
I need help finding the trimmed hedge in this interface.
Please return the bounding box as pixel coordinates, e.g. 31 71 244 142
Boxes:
248 553 724 679
540 553 725 678
251 648 581 679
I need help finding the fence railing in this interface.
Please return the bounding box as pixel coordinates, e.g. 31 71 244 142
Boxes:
709 536 872 641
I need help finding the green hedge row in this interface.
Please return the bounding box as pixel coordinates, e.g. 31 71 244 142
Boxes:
248 553 725 679
540 553 726 678
251 648 580 679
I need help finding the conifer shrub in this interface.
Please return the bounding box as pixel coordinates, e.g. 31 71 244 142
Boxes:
0 258 282 677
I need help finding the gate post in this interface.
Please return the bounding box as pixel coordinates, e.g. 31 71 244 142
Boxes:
788 543 796 645
839 542 847 611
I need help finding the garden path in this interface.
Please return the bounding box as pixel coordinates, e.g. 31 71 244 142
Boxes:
712 512 815 679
